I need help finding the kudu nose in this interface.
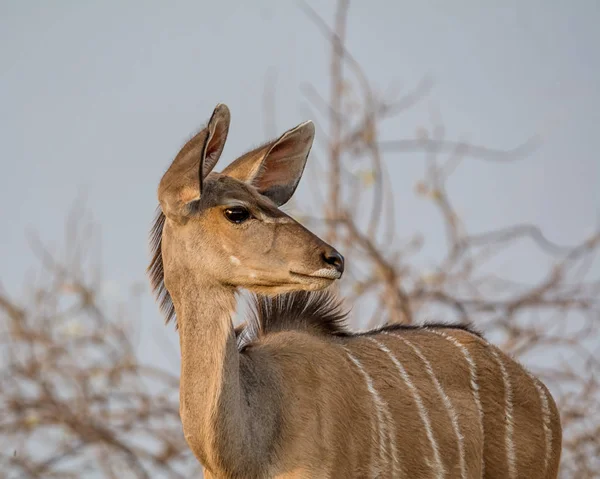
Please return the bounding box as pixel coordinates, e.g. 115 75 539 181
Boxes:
322 249 345 275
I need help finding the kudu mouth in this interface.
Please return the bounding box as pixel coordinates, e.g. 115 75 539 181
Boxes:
289 268 342 281
289 248 345 283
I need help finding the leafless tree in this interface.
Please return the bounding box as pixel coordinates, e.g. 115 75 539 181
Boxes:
1 2 598 477
0 210 202 478
286 2 599 477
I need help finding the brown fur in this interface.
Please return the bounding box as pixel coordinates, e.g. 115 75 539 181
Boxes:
149 104 562 478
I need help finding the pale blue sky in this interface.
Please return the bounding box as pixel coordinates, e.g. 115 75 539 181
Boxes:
1 1 598 374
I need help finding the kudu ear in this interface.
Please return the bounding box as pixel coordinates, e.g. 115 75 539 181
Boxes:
221 120 315 206
158 104 230 219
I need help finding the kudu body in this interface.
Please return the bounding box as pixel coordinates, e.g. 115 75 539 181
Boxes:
149 104 562 478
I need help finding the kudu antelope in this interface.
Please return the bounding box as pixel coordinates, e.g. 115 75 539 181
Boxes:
148 104 562 478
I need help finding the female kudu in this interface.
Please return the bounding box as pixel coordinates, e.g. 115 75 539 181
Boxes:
148 104 562 478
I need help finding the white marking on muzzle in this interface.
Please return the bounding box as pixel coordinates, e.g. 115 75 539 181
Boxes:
310 268 341 279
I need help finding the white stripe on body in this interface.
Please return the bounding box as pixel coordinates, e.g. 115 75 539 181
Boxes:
368 337 444 479
490 347 517 479
344 347 398 478
528 372 553 476
427 329 485 476
386 332 467 479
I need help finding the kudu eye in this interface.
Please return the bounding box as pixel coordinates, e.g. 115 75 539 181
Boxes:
224 206 251 224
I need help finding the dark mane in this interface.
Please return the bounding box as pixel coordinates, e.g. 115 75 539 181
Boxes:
336 321 484 339
237 290 483 350
238 290 349 347
148 208 176 325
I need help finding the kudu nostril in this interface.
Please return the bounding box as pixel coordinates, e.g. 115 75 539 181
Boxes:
322 250 345 275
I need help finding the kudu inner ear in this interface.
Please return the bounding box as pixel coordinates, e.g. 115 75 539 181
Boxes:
157 103 230 221
200 104 230 194
222 120 315 206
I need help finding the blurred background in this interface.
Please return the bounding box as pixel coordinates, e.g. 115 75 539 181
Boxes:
1 1 598 477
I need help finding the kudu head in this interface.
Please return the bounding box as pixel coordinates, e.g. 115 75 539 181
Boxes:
154 104 344 305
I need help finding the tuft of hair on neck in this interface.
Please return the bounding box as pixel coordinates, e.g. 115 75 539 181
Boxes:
237 290 350 349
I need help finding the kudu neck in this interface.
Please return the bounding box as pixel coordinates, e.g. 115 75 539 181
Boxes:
168 272 247 472
169 272 237 332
